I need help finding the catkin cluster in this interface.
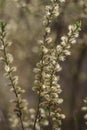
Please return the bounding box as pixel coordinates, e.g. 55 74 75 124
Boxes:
0 21 41 130
0 21 36 130
82 97 87 129
0 22 27 130
33 0 81 130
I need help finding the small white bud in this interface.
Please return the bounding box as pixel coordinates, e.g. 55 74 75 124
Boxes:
7 53 13 63
5 65 10 72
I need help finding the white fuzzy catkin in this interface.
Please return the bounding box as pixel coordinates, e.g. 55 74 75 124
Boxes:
33 0 81 129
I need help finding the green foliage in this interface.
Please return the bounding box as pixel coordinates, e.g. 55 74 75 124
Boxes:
0 21 6 32
76 21 82 30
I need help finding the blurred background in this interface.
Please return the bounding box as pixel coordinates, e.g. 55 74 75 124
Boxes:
0 0 87 130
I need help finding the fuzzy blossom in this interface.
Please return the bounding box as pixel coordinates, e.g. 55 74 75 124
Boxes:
82 106 87 111
9 108 36 130
0 22 39 130
33 0 66 93
33 1 66 129
33 21 81 130
23 108 48 130
0 22 30 130
39 108 49 126
56 21 81 62
68 22 81 41
7 53 13 63
43 0 65 26
82 97 87 126
52 4 60 17
33 43 65 130
22 108 36 130
9 114 19 128
39 59 65 129
33 0 81 130
45 27 51 33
